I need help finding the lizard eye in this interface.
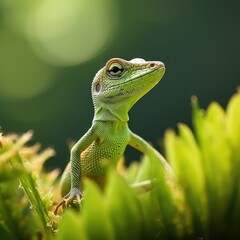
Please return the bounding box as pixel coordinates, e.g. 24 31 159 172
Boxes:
107 62 124 78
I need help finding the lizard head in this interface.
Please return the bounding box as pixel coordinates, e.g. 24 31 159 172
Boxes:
92 58 165 122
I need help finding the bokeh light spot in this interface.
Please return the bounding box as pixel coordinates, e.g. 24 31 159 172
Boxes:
0 30 56 100
27 0 119 66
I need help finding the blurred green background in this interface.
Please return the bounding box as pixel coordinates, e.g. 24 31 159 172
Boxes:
0 0 239 169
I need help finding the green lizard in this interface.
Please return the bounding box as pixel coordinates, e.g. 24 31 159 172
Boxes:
55 57 174 214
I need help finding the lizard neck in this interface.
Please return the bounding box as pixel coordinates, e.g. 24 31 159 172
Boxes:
93 103 129 122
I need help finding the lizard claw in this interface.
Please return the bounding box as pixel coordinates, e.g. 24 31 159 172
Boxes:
54 187 83 215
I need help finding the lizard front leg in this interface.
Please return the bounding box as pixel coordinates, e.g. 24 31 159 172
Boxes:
54 126 97 214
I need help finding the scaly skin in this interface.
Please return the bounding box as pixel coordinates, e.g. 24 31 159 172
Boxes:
55 58 174 214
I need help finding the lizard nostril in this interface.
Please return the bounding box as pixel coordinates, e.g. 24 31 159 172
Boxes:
150 63 155 68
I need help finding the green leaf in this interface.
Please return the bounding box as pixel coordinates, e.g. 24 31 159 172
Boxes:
226 92 240 148
10 154 54 239
165 126 204 193
225 92 240 226
191 96 205 142
0 168 23 182
105 170 143 240
151 152 180 239
165 125 206 236
124 161 140 184
57 211 88 240
194 101 233 223
132 155 152 183
81 179 114 240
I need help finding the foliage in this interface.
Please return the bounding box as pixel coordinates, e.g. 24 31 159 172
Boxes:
0 92 239 239
0 132 58 239
164 92 240 239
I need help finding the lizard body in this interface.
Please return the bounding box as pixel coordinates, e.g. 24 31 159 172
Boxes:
55 58 173 213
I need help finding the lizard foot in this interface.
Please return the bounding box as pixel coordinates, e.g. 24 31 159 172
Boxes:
54 187 83 215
